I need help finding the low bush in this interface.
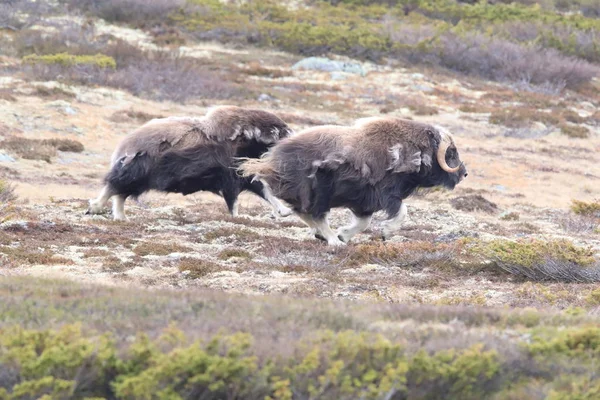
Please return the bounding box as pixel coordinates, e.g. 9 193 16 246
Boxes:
572 200 600 217
1 322 598 399
178 257 221 278
20 48 246 103
475 239 600 282
0 325 515 400
133 241 192 256
66 0 185 27
22 53 116 69
349 241 458 269
0 180 17 203
560 124 590 138
164 0 599 90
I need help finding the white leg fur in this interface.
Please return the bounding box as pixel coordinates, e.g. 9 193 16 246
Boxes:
231 200 239 218
88 185 113 214
313 216 345 246
261 181 292 217
381 203 408 240
296 212 320 238
337 212 372 243
112 195 127 221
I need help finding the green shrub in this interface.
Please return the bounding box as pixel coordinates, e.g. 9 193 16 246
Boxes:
22 53 117 69
480 239 596 268
528 326 600 357
470 238 599 282
571 200 600 216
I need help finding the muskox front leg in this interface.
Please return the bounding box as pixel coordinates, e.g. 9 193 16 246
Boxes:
381 202 407 240
336 212 373 243
297 212 344 246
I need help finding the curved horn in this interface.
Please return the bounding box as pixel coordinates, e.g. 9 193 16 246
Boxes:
436 130 460 173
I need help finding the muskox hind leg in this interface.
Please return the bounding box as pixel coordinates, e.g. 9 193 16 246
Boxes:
244 179 292 217
112 195 127 221
337 212 373 243
222 184 242 218
381 202 408 240
87 185 114 215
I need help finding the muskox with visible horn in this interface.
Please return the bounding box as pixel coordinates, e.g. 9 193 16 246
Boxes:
88 106 293 220
239 117 467 245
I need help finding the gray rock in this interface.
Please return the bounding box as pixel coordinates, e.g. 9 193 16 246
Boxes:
257 93 275 102
292 57 366 76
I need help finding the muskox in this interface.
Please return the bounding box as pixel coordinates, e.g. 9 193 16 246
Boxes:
240 117 467 245
87 106 293 220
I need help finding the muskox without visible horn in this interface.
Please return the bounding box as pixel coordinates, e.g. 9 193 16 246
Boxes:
240 117 467 245
88 105 293 220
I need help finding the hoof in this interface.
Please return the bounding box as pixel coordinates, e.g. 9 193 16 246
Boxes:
337 234 348 243
277 207 293 218
84 209 91 215
315 233 327 242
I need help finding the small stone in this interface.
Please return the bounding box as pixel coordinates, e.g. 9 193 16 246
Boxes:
257 93 274 102
411 84 434 93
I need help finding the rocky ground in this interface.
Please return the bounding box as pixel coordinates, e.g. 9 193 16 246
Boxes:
1 16 600 312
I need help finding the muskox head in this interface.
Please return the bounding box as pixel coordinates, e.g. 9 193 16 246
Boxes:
421 126 467 190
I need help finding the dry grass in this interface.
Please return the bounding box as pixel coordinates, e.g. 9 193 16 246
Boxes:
203 227 260 242
33 86 75 100
178 257 220 278
132 241 192 256
242 61 292 78
0 180 17 203
0 245 72 266
560 123 590 138
0 136 84 162
218 248 253 261
42 138 84 152
489 107 561 128
102 255 138 272
82 248 112 258
1 137 55 162
108 109 164 123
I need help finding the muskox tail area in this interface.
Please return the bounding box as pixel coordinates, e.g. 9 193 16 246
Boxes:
238 155 276 181
105 152 153 199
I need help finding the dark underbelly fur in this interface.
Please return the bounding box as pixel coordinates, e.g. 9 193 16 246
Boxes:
282 169 421 219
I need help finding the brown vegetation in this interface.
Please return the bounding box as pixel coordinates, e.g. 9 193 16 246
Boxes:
0 136 84 162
